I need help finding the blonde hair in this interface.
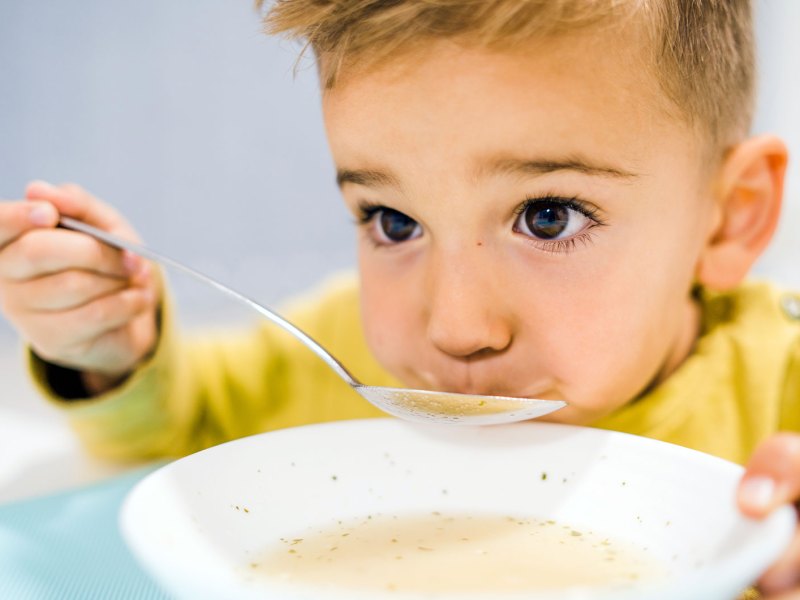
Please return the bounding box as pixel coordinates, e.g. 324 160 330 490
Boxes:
258 0 754 151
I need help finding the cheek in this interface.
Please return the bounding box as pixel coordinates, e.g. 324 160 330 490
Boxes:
358 255 420 372
513 227 701 409
521 287 674 417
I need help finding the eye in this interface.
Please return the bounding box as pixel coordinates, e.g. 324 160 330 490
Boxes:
368 207 422 244
514 199 593 241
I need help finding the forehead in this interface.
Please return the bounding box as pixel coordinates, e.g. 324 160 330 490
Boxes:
321 32 696 181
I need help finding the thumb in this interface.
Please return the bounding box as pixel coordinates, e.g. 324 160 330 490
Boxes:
25 180 130 235
739 433 800 518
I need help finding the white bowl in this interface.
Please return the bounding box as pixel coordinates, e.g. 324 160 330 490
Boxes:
120 419 795 600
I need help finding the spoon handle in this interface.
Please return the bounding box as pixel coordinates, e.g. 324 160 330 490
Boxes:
58 216 360 387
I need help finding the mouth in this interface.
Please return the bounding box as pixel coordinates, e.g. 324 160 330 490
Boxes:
412 369 557 401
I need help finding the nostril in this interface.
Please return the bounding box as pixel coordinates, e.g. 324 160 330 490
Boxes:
467 346 503 360
428 318 512 359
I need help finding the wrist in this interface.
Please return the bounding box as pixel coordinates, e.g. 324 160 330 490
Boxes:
81 370 132 396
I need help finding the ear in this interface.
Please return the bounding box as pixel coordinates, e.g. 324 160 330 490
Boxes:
696 134 788 291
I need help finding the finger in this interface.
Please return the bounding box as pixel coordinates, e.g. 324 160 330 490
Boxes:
25 180 130 235
22 286 156 360
759 585 800 600
0 228 139 280
82 308 159 378
759 529 800 595
739 434 800 517
1 269 133 312
0 201 59 249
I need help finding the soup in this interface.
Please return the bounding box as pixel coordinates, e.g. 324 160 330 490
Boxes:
253 511 664 594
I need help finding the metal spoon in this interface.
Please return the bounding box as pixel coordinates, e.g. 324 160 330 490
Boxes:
60 216 566 425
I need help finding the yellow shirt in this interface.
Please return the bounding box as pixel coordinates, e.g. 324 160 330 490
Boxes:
29 274 800 465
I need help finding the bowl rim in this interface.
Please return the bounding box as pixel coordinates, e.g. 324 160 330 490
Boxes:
120 419 798 600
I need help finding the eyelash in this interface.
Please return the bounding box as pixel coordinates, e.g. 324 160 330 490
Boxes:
355 202 388 225
355 195 606 253
512 195 606 254
354 202 412 249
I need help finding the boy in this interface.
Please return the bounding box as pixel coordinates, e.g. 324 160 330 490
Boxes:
1 0 799 594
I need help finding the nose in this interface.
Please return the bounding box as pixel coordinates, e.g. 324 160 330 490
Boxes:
425 249 514 359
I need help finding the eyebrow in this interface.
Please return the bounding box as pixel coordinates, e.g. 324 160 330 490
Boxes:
484 156 639 180
337 168 400 189
336 155 638 189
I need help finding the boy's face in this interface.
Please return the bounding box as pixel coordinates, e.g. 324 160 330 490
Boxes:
322 31 719 424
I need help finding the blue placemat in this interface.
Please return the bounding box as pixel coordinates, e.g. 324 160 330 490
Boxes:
0 466 172 600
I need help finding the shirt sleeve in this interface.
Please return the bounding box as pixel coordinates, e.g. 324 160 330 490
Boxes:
26 271 392 461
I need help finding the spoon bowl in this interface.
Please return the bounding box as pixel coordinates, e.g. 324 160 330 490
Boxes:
355 385 564 424
59 216 565 424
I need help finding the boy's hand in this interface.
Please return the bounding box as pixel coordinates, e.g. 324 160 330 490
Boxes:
0 181 159 394
739 434 800 597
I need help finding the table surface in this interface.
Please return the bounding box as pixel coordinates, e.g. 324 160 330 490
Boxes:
0 406 135 502
1 343 172 598
0 465 171 600
0 343 135 504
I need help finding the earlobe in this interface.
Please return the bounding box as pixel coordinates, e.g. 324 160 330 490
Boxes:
696 135 788 291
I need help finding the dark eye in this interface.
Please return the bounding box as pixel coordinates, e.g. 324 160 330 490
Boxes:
375 208 422 243
514 201 591 240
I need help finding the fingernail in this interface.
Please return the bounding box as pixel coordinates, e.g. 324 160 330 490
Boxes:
30 180 56 191
131 261 151 284
29 204 56 226
123 251 141 274
142 288 156 305
740 476 776 511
